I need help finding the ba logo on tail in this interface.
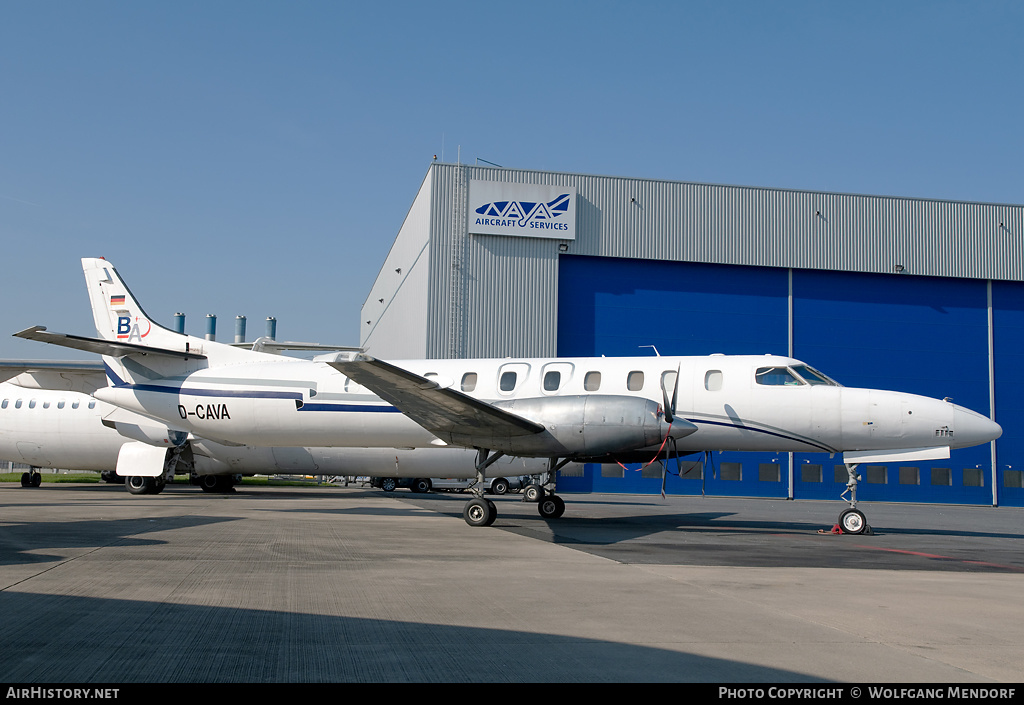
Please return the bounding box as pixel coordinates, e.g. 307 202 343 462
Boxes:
117 316 151 343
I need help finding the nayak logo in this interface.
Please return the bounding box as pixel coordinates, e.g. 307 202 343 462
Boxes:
474 193 572 231
117 316 151 343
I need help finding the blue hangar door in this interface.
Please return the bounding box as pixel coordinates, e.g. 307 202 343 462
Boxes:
556 255 1008 506
557 255 790 497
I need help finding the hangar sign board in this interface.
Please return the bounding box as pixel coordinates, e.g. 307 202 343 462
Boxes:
468 180 577 240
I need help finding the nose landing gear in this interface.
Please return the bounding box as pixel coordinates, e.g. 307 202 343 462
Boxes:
837 463 871 535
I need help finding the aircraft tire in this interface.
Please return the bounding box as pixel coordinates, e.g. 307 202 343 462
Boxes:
380 478 397 492
126 476 153 495
839 508 867 535
151 479 166 495
490 478 510 495
199 475 221 493
463 498 494 527
523 484 542 502
31 473 42 487
538 495 565 519
20 473 31 488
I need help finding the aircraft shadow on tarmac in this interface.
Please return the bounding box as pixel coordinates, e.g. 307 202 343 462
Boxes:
0 591 833 683
0 515 236 566
389 493 1024 573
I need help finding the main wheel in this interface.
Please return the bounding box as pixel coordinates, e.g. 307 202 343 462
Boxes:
20 472 31 488
126 476 153 495
538 494 565 519
199 475 221 493
839 508 867 534
463 498 495 527
523 484 542 502
31 473 42 487
490 478 510 495
380 478 397 492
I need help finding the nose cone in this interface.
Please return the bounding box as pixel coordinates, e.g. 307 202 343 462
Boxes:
953 405 1002 448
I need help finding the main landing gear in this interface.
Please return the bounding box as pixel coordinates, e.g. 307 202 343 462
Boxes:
19 467 42 488
461 452 568 526
838 463 871 535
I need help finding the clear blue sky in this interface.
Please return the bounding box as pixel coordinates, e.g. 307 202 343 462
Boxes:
1 1 1021 359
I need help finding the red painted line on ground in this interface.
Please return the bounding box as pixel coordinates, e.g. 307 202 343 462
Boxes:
852 544 1024 572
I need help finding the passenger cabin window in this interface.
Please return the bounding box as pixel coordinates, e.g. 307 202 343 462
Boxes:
705 370 723 391
543 370 560 392
28 400 36 409
88 401 96 409
627 371 644 392
461 372 477 392
1 399 7 409
755 367 803 386
71 401 80 409
15 400 22 409
584 371 601 391
57 401 65 409
499 371 517 392
661 370 678 396
42 401 50 409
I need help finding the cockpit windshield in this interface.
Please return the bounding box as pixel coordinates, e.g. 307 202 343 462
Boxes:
755 366 803 386
791 364 840 386
755 365 841 387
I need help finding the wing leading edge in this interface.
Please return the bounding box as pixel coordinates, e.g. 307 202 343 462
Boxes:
324 354 544 441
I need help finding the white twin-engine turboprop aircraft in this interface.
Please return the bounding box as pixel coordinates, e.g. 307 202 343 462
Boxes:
14 257 1002 532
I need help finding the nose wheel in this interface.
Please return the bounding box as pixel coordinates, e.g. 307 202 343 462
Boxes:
838 507 867 534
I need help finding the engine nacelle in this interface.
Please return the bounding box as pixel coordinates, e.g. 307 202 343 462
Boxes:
445 395 680 457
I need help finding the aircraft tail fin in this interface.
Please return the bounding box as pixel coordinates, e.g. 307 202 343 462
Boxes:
76 258 263 382
82 257 183 348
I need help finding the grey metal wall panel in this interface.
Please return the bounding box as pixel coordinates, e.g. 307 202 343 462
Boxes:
428 163 1022 281
364 162 1023 359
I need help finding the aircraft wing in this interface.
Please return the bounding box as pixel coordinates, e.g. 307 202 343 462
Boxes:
324 354 544 439
14 326 207 360
0 359 107 394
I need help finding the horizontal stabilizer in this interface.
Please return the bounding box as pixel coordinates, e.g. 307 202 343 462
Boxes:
14 326 206 360
232 337 363 354
843 446 951 464
0 359 106 393
323 353 544 438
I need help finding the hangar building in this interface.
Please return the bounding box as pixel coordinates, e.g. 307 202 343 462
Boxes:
361 162 1024 507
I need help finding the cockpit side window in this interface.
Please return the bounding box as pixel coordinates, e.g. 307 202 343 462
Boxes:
755 366 804 386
